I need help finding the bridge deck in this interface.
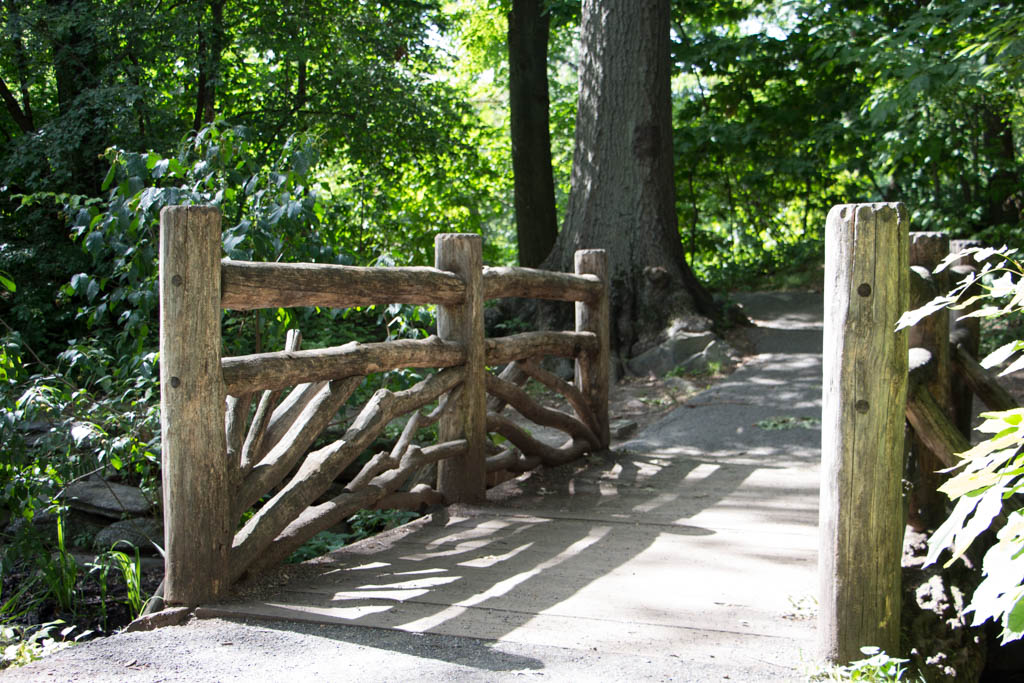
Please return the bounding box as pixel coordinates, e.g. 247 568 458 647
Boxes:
200 292 824 679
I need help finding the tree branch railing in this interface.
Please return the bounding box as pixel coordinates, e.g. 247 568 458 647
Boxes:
819 204 1015 664
158 206 609 605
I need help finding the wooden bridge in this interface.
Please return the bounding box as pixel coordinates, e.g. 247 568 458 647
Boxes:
150 203 1007 676
194 288 823 678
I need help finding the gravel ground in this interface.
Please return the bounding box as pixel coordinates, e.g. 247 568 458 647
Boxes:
2 615 809 682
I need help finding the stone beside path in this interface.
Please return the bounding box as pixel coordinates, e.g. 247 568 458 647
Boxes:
6 291 825 682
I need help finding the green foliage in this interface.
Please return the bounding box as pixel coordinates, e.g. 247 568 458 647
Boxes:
898 245 1024 645
0 621 89 670
286 509 421 563
348 508 421 539
0 332 161 523
286 531 352 564
672 0 1024 289
810 646 916 682
666 360 723 379
38 514 78 617
755 416 820 431
92 545 147 620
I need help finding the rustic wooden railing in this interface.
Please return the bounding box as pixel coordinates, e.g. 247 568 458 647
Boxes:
819 203 1016 663
158 206 609 606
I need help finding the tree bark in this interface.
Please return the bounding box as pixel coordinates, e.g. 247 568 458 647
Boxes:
193 0 226 131
542 0 716 357
508 0 558 267
980 105 1022 230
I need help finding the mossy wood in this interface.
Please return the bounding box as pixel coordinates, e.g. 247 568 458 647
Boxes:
906 233 952 529
158 206 610 605
159 206 231 605
819 210 1018 664
820 203 908 663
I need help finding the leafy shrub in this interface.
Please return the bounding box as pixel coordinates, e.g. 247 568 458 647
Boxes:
897 245 1024 644
810 646 917 681
285 509 421 564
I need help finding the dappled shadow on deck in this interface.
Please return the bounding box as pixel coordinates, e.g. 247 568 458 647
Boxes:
202 292 823 675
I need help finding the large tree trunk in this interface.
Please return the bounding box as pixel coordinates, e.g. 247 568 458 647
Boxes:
508 0 558 267
543 0 716 357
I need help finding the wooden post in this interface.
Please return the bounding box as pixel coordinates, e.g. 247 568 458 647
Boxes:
820 203 909 663
575 250 610 449
435 234 486 503
159 206 230 604
949 239 983 437
906 232 951 530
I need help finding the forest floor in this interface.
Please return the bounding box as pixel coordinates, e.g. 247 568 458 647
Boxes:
1 290 998 682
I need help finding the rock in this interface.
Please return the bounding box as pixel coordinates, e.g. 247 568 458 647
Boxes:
93 518 164 555
626 331 716 377
65 478 154 519
902 528 986 682
6 508 60 545
609 420 638 440
680 339 741 374
541 356 574 381
663 376 699 395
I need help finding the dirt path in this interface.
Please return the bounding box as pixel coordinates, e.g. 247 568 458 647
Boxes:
4 291 825 682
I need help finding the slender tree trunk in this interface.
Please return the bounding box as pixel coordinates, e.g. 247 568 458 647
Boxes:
46 0 105 193
508 0 558 267
980 105 1022 229
543 0 716 357
193 0 226 131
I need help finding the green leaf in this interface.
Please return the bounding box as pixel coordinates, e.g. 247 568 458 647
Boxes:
100 164 117 192
1006 593 1024 641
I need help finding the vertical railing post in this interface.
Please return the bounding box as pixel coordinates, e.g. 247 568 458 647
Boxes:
906 232 952 529
949 239 984 437
575 249 609 449
435 233 486 503
819 203 909 663
159 206 230 604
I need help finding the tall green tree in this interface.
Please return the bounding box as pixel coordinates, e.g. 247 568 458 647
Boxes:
672 0 1024 288
0 0 492 352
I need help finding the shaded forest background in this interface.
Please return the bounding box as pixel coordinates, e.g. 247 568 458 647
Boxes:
0 0 1022 590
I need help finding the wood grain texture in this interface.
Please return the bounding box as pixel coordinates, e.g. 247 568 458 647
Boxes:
436 234 487 504
819 203 908 663
221 260 465 310
575 250 610 448
952 342 1018 412
484 331 598 365
231 369 464 578
484 373 600 447
905 254 951 529
482 266 601 302
159 206 230 605
221 336 465 395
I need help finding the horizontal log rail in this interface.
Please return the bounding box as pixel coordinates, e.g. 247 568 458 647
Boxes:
222 336 465 395
482 266 602 302
159 206 610 606
221 260 466 310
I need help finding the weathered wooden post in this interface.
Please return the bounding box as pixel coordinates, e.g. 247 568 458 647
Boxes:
820 203 909 663
159 206 230 604
949 239 984 437
435 233 487 503
575 249 610 449
906 232 952 529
